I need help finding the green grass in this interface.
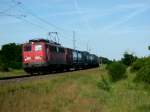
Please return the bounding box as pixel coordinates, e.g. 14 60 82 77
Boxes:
0 69 25 78
0 68 149 112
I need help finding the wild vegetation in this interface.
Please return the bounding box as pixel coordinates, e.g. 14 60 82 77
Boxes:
0 68 150 112
106 62 127 82
131 57 150 84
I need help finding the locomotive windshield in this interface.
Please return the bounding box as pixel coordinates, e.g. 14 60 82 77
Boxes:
24 44 31 51
35 45 42 51
73 51 78 60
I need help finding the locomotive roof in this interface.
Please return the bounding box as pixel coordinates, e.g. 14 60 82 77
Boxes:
29 39 50 43
29 38 63 47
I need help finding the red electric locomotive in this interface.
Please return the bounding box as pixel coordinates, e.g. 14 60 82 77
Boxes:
22 38 99 74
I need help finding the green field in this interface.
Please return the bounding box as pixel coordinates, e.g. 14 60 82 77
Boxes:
0 68 149 112
0 70 25 78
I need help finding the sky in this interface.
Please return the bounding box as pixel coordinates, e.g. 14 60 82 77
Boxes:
0 0 150 59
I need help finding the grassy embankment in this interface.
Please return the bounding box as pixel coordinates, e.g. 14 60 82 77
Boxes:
0 69 25 78
0 68 150 112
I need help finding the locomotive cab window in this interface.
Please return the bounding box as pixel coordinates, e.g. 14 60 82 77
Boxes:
24 45 31 51
73 51 78 60
56 47 59 53
35 45 42 51
78 53 82 60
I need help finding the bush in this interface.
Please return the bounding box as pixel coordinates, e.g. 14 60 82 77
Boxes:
134 57 150 84
130 57 150 71
121 52 137 66
134 64 150 84
130 58 147 72
9 62 22 69
107 62 127 82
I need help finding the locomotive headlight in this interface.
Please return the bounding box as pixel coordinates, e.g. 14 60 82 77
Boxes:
35 56 42 60
25 57 31 61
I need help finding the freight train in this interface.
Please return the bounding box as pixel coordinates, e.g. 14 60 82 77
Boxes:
22 39 99 74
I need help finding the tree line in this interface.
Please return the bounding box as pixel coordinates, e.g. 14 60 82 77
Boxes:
0 43 22 71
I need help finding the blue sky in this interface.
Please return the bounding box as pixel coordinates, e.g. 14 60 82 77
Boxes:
0 0 150 59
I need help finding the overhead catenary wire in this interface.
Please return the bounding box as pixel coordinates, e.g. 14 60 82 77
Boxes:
0 12 48 32
0 1 49 31
12 0 72 33
0 2 19 14
11 0 75 44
